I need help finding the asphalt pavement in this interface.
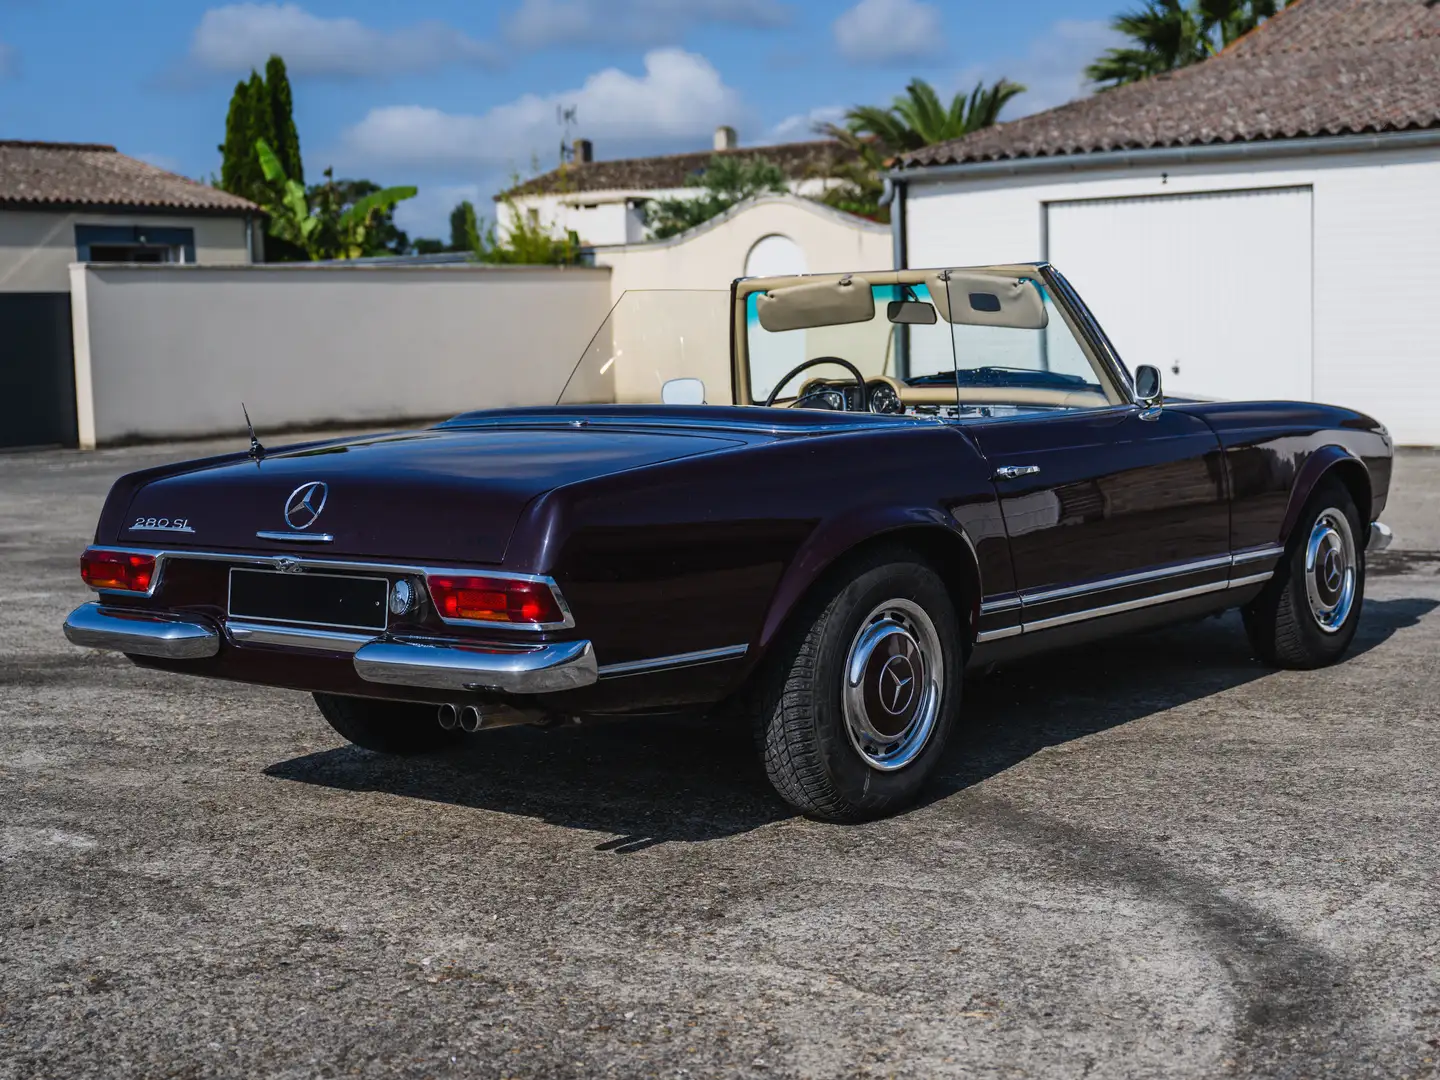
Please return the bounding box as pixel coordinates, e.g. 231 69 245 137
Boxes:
2 434 1438 1079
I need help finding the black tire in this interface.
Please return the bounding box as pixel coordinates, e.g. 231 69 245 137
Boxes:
1242 478 1365 670
313 693 463 755
755 549 964 822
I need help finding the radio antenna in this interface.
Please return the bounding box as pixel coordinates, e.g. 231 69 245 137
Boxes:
242 402 266 464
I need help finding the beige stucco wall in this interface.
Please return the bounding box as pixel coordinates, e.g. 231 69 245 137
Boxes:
69 262 613 447
591 195 891 404
0 210 250 293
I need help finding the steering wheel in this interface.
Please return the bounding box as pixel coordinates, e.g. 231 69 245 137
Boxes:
763 357 870 411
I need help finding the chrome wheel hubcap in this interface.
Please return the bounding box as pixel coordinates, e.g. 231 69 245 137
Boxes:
842 598 943 771
1305 508 1356 634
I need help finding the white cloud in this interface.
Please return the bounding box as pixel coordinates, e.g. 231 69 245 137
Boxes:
833 0 946 66
506 0 788 48
189 4 499 78
343 48 745 170
957 20 1123 118
0 42 18 79
764 105 845 144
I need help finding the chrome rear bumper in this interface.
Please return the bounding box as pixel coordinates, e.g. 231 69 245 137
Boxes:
63 603 220 659
62 602 597 694
1370 521 1394 552
353 640 597 693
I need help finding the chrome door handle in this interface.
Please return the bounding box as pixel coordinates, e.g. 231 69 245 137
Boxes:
993 465 1041 480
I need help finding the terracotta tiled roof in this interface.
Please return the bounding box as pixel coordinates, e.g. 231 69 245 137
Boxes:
899 0 1440 170
0 140 260 214
499 139 859 199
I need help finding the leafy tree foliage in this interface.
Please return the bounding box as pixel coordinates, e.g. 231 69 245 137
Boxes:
812 77 1026 221
255 139 417 260
830 78 1027 156
644 155 789 240
264 55 303 187
1086 0 1294 87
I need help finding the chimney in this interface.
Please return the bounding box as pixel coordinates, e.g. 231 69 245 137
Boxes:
573 138 593 164
713 125 738 152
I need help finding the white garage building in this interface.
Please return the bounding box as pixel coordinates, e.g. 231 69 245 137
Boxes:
891 0 1440 445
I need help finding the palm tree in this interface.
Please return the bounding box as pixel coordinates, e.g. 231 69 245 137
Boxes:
826 77 1028 157
1086 0 1293 88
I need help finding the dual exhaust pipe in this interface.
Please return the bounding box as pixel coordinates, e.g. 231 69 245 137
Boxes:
437 702 536 733
437 702 488 733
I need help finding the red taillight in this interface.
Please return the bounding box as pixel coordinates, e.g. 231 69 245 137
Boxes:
80 549 157 593
426 575 566 626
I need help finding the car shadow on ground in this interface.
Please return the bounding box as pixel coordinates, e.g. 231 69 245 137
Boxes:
266 599 1435 849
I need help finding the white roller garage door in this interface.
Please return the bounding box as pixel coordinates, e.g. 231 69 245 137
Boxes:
1046 187 1313 403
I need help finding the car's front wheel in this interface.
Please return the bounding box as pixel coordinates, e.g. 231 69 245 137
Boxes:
313 693 463 755
756 550 963 822
1242 477 1365 669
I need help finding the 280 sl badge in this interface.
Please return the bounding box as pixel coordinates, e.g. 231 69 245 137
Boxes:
128 517 194 534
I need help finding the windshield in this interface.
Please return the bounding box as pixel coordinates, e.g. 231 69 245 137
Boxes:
557 289 732 406
740 270 1122 417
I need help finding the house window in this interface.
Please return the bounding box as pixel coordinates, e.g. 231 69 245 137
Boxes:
75 224 196 264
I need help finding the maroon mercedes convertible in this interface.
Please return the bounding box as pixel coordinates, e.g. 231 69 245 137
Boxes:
64 264 1395 821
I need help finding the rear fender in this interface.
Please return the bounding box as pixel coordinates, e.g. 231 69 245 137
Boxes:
1279 445 1372 546
752 506 982 664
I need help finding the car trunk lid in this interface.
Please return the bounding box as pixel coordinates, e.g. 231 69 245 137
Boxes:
118 426 741 565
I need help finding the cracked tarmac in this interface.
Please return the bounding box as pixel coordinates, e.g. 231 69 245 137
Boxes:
2 437 1438 1079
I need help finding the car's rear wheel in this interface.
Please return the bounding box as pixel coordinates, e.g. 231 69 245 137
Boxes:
755 550 963 822
1242 477 1365 669
313 693 463 755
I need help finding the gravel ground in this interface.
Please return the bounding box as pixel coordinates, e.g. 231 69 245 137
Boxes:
2 436 1438 1080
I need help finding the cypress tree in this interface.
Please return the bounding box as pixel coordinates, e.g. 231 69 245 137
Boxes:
264 55 303 186
218 79 253 197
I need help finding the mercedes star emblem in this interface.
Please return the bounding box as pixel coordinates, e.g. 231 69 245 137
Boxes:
284 481 328 530
879 654 916 715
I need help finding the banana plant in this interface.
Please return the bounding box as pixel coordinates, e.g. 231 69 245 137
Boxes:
254 138 417 260
255 137 320 251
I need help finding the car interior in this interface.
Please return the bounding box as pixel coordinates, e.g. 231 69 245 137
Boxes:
733 266 1125 418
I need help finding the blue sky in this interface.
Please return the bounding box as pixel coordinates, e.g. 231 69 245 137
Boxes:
0 0 1122 239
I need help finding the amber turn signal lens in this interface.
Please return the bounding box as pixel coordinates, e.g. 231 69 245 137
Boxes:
426 575 565 626
80 549 157 593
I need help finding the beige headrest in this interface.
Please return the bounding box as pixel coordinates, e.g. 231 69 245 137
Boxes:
756 276 875 332
925 272 1048 329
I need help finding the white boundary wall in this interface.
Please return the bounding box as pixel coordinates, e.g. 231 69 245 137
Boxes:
68 262 613 447
903 142 1440 445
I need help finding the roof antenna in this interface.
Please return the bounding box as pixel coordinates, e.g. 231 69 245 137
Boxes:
242 402 266 464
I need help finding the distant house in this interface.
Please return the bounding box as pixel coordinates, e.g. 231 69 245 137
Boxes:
890 0 1440 445
498 126 859 247
0 140 260 447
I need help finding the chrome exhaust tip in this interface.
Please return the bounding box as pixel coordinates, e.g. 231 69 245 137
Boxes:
459 704 483 733
437 703 460 730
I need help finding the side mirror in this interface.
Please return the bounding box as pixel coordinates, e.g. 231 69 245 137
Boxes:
1135 365 1163 413
661 377 706 405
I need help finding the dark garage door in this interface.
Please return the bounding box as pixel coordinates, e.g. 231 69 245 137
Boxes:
0 293 78 448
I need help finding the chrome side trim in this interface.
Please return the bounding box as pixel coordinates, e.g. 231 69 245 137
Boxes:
979 596 1022 614
1023 554 1232 607
1233 545 1286 566
79 546 575 632
1230 570 1276 589
975 625 1023 644
598 644 748 679
1024 580 1231 633
255 531 334 543
225 621 373 653
354 639 597 694
63 603 219 659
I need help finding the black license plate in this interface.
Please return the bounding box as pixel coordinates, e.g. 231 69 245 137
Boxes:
228 569 388 631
